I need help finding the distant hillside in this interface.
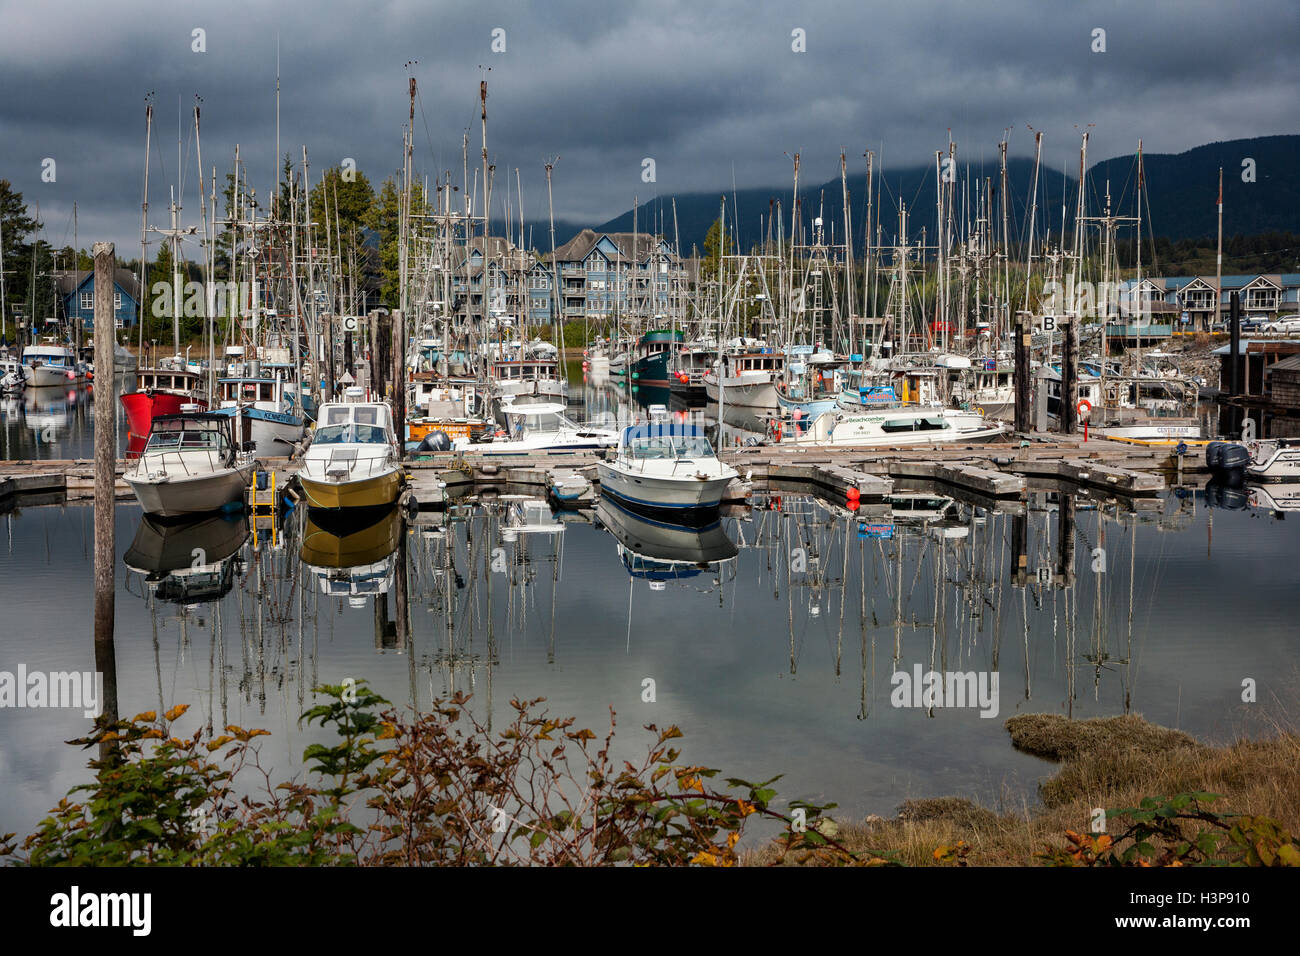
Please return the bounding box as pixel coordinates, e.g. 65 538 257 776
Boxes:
579 135 1299 254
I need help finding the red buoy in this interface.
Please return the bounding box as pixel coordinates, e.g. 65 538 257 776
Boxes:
846 486 861 501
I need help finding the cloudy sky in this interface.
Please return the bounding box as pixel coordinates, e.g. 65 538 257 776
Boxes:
1 0 1295 254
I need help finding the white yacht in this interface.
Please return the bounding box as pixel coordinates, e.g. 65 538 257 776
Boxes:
125 413 256 517
597 423 739 516
785 405 1009 447
454 402 619 454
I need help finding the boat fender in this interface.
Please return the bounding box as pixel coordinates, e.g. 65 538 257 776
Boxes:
417 430 452 452
832 371 843 392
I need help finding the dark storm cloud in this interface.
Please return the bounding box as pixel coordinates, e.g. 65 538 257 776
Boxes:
1 0 1294 252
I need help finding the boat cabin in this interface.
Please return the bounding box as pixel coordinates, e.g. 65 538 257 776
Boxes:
313 402 396 446
137 368 202 393
617 423 715 461
140 414 239 465
722 351 785 376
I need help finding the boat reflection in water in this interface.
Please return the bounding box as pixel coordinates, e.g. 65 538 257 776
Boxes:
596 496 738 590
123 511 250 603
299 505 403 608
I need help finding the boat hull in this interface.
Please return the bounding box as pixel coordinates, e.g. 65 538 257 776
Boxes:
704 376 777 411
300 467 403 512
121 390 209 438
28 365 81 387
597 461 735 518
126 464 253 518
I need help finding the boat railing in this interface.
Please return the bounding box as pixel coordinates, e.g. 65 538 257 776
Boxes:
131 437 239 477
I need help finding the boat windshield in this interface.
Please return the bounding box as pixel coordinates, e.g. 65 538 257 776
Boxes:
146 427 228 452
628 434 714 459
314 423 389 444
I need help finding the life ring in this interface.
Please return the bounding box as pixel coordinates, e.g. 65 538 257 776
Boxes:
976 406 985 417
1077 399 1092 417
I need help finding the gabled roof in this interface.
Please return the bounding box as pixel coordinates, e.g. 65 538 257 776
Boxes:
55 269 143 300
1241 274 1282 290
550 229 667 264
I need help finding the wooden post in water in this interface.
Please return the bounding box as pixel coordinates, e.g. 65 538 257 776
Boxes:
92 241 119 738
1010 512 1028 588
1059 314 1078 435
375 312 393 402
1056 492 1076 588
322 313 335 402
1014 311 1032 433
1228 291 1241 397
391 308 406 455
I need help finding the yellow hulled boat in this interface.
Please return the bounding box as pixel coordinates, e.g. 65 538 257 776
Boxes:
298 397 405 512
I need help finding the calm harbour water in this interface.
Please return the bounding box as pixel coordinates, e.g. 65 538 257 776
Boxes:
0 482 1296 840
1 368 1297 841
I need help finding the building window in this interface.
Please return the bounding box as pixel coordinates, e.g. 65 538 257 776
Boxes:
114 292 122 310
80 291 93 311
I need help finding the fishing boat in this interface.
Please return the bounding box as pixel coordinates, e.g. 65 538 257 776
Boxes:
455 402 619 454
120 365 209 438
783 405 1009 447
211 371 306 458
405 377 491 448
298 398 404 513
597 422 739 519
668 342 715 399
21 344 83 387
703 349 785 411
631 329 685 387
124 413 255 517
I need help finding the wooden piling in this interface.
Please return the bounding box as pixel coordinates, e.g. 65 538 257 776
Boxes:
322 312 335 401
391 309 406 456
92 242 119 732
1014 311 1032 433
1228 291 1241 397
1060 314 1078 435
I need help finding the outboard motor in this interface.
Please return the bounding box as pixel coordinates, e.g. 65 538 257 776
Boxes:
1206 441 1250 486
417 430 452 452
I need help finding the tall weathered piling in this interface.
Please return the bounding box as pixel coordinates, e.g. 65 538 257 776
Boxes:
1056 492 1077 588
391 308 406 455
322 313 335 401
1060 314 1078 435
92 242 119 733
1014 311 1032 433
1228 291 1241 397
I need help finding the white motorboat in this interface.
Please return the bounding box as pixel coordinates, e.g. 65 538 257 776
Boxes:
597 423 739 517
784 405 1009 447
22 344 83 387
125 413 256 517
1246 439 1300 481
597 496 739 581
298 398 404 513
454 402 619 454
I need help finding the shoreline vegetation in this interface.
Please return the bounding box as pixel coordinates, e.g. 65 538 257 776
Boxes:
2 684 1297 867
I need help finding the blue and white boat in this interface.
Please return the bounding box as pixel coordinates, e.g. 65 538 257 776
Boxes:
212 374 306 458
597 423 738 520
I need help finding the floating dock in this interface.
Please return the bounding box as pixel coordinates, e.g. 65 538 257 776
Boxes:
0 436 1203 513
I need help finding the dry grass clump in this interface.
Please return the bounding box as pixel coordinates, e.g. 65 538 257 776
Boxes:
745 712 1300 866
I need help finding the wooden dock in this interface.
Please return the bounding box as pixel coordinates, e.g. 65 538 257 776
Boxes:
1 436 1202 512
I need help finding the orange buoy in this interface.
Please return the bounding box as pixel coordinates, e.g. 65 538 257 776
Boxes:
846 486 861 501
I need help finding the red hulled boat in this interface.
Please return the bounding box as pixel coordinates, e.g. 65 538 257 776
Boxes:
120 367 208 438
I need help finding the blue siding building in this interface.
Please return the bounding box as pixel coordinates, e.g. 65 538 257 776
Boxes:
55 269 141 331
